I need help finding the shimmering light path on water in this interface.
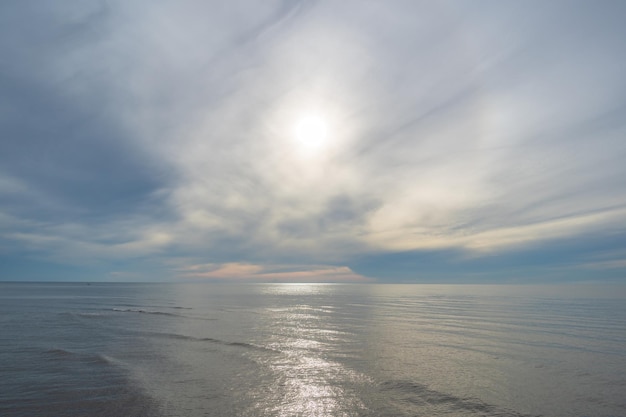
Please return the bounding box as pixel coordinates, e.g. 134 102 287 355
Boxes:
1 283 625 417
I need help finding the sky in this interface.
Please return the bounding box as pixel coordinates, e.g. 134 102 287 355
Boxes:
1 0 626 283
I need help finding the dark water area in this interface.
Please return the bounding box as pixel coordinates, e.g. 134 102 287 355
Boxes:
1 282 625 417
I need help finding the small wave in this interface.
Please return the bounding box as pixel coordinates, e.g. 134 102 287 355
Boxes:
111 307 216 321
112 308 179 317
225 341 277 352
85 354 112 365
45 348 73 357
381 380 540 417
42 348 112 365
75 312 105 318
144 331 278 353
115 301 186 309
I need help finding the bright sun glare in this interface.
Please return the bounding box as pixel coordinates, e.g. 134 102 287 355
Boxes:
294 114 329 151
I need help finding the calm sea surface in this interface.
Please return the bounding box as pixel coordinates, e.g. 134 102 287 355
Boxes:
1 283 625 417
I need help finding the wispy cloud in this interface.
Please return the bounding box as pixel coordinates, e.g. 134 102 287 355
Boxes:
180 262 370 283
1 1 625 281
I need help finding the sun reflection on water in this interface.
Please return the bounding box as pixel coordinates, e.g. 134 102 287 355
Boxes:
248 284 370 416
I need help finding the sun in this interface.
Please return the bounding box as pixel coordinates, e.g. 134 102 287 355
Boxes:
293 114 329 151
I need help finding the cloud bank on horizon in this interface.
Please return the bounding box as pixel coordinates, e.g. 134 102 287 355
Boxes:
1 0 625 282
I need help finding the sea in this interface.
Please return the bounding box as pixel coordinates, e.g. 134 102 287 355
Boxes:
1 282 625 417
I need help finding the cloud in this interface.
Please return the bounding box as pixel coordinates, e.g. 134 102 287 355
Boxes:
180 262 371 283
582 260 626 270
1 1 626 281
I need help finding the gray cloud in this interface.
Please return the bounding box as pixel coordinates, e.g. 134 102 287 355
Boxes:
1 0 625 281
